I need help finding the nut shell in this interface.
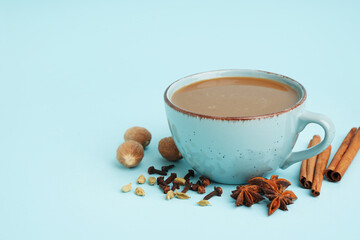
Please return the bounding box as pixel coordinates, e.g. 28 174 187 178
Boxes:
124 126 152 148
116 140 144 168
158 137 182 162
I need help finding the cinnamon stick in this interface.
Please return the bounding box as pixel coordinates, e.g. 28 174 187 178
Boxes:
304 135 321 188
299 139 312 188
325 127 357 182
311 145 332 197
329 127 360 182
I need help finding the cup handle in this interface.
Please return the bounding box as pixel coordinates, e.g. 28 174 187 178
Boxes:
280 111 335 169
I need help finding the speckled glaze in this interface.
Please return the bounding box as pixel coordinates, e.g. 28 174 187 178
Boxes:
164 70 335 184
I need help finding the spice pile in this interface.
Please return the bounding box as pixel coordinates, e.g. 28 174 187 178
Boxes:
117 126 360 216
299 127 360 196
122 163 222 206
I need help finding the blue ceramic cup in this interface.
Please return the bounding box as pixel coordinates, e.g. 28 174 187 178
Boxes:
164 69 335 184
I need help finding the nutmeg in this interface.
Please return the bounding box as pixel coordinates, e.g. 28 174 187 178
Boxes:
158 137 182 162
116 140 144 168
124 126 152 148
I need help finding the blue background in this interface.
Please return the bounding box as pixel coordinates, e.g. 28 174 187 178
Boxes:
1 0 359 239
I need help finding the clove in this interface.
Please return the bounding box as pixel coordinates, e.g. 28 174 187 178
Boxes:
161 164 175 172
184 169 195 181
165 173 177 184
148 166 167 176
203 186 223 200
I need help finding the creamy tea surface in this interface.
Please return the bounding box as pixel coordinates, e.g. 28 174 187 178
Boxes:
171 77 299 117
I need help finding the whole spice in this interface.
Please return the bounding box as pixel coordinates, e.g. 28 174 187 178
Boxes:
326 128 357 181
181 181 191 193
148 177 157 185
135 187 145 196
148 166 167 175
203 186 223 200
158 137 182 161
230 185 264 207
157 176 170 193
184 169 195 181
190 182 198 191
165 173 177 184
121 183 132 193
161 165 175 172
303 135 321 188
137 174 146 184
249 176 297 216
172 182 181 191
166 190 175 200
124 126 152 148
311 145 332 197
199 176 211 187
157 176 166 186
159 183 171 194
175 191 190 199
173 177 186 185
326 127 360 182
268 175 291 190
299 137 315 188
197 200 212 206
116 140 144 168
197 185 206 194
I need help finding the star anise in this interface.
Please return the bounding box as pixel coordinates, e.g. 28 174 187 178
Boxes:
230 185 264 207
248 176 297 216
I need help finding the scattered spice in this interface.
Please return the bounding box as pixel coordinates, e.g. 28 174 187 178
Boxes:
159 183 170 194
326 127 360 182
171 182 181 191
121 183 132 193
166 190 175 200
181 181 191 193
137 174 146 184
135 187 145 196
197 185 206 194
161 164 175 172
165 173 177 184
157 176 170 193
199 176 211 187
175 191 190 199
249 176 297 216
184 169 195 181
190 182 198 191
116 140 144 168
157 176 166 186
299 137 316 188
203 186 223 200
173 177 186 185
148 166 167 175
230 185 264 207
124 126 152 148
299 135 321 188
158 137 182 161
326 128 357 182
197 200 212 206
311 145 332 196
148 177 157 185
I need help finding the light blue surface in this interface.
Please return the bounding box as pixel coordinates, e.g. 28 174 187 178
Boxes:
1 1 359 239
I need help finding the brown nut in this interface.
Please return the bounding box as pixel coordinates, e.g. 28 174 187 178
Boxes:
124 126 152 148
158 137 182 162
116 140 144 168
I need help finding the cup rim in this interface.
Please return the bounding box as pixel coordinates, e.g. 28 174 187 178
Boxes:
164 69 307 121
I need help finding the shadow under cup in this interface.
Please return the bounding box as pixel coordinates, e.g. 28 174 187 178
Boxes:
164 69 333 184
